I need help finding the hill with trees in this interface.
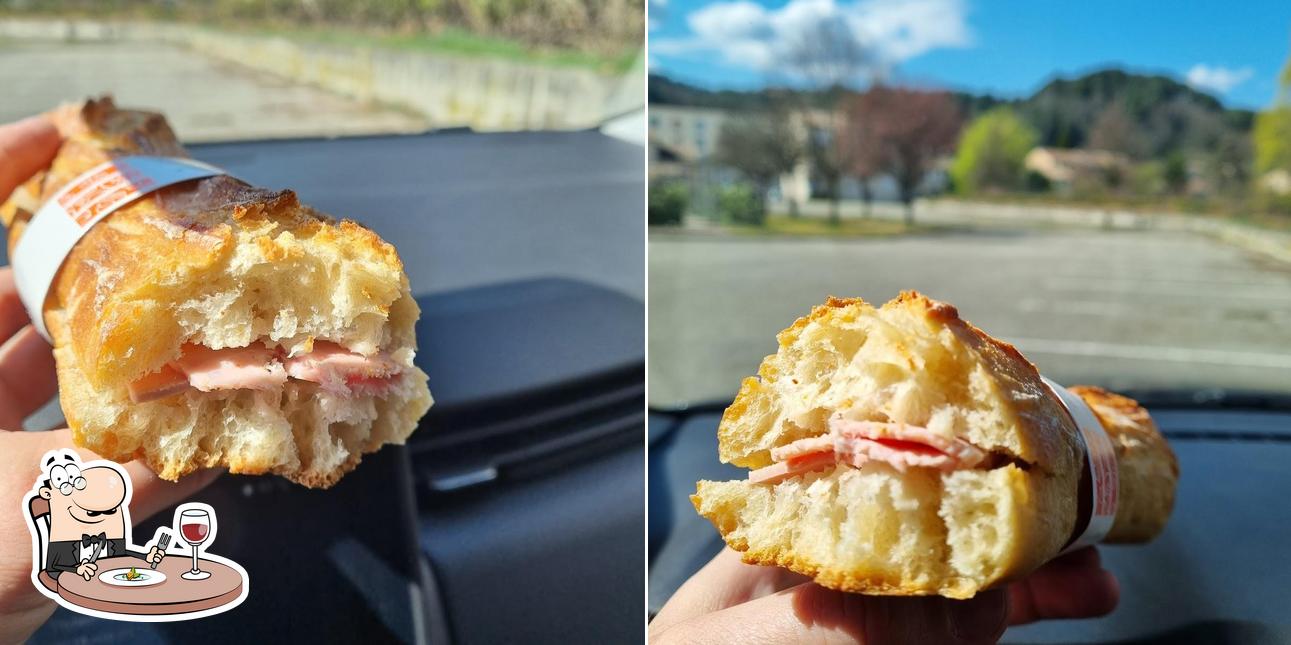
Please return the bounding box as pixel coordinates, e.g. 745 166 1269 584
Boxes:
650 69 1255 160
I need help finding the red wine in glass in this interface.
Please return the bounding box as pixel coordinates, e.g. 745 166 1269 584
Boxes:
181 523 208 542
179 509 212 581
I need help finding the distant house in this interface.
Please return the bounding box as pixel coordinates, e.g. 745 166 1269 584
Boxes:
1024 147 1131 190
1259 169 1291 195
648 105 728 162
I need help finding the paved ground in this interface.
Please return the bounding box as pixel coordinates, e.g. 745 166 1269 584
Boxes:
649 226 1291 406
0 40 426 141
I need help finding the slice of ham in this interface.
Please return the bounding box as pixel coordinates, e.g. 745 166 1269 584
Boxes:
284 341 401 395
127 340 403 402
127 364 192 403
173 343 287 392
831 419 986 466
748 417 987 483
749 450 837 485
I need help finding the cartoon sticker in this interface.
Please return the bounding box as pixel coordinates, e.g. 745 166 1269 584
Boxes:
21 449 248 621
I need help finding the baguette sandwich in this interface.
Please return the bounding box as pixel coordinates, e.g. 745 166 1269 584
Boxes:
692 293 1177 598
0 98 433 488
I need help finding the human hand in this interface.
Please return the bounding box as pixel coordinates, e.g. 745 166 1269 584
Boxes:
146 545 164 567
649 546 1119 644
74 561 96 582
0 116 221 643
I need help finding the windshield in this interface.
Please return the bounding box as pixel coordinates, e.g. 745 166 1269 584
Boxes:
0 1 643 141
648 2 1291 407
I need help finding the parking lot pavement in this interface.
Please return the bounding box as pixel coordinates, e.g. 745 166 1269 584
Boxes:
648 226 1291 407
0 40 426 141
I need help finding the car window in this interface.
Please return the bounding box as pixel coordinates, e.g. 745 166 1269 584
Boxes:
648 1 1291 407
0 3 643 142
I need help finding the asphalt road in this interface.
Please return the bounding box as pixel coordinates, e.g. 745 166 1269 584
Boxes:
649 226 1291 406
0 39 425 141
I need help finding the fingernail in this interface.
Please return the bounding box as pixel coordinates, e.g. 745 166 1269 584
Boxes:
947 590 1008 644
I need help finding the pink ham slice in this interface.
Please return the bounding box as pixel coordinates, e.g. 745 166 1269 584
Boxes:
283 341 401 395
831 419 986 466
127 364 192 403
748 450 837 485
172 343 287 392
748 417 987 483
128 341 403 402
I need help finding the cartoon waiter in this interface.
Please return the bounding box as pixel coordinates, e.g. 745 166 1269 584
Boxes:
34 450 163 580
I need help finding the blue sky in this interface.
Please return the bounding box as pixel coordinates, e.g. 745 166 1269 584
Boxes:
649 0 1291 109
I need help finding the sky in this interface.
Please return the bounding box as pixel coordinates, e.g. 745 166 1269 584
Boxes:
648 0 1291 110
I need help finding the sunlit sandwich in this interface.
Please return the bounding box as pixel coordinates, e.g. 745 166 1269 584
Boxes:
0 98 433 488
692 293 1178 598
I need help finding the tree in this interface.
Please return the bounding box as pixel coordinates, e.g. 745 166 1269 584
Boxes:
1163 152 1189 195
848 87 962 224
713 110 801 219
839 110 883 217
948 107 1037 194
1253 52 1291 211
1254 108 1291 176
783 18 872 226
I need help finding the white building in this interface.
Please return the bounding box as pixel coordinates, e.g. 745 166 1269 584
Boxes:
647 105 728 162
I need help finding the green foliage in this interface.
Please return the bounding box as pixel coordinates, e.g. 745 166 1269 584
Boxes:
1163 152 1188 194
1024 170 1051 193
717 184 764 226
950 107 1038 194
1129 162 1165 196
648 182 688 226
1253 107 1291 175
6 0 642 67
1254 189 1291 216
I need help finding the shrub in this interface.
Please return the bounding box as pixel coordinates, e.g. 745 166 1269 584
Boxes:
950 107 1038 194
718 184 764 226
1023 170 1051 193
648 182 688 226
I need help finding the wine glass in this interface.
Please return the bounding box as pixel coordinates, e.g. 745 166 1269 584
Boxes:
179 508 212 580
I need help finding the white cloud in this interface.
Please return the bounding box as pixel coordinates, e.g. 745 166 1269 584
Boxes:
651 0 971 82
1186 64 1254 95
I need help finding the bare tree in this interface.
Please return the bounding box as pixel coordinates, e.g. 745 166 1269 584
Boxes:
847 87 962 225
714 109 801 217
1089 101 1146 159
839 109 883 217
783 17 873 225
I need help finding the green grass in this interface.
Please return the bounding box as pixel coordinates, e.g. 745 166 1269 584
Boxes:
233 24 636 74
732 215 935 237
0 9 638 73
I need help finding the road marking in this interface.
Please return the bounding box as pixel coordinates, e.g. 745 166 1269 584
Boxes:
1007 337 1291 369
1044 273 1291 288
1017 298 1291 319
1041 277 1291 302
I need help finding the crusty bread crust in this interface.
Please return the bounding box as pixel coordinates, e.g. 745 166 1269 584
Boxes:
695 292 1175 597
1 97 432 487
1068 385 1179 542
5 98 405 386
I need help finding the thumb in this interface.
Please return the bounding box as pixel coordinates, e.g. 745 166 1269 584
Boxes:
12 429 221 521
123 459 222 522
654 582 1008 645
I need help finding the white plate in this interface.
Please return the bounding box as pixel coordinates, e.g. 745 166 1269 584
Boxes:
98 567 167 587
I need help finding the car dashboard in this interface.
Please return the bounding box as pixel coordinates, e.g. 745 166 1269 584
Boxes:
648 398 1291 644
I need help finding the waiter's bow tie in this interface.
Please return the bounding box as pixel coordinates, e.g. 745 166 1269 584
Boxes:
81 532 106 548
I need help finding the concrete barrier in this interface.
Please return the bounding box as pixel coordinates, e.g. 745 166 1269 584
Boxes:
0 18 632 131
